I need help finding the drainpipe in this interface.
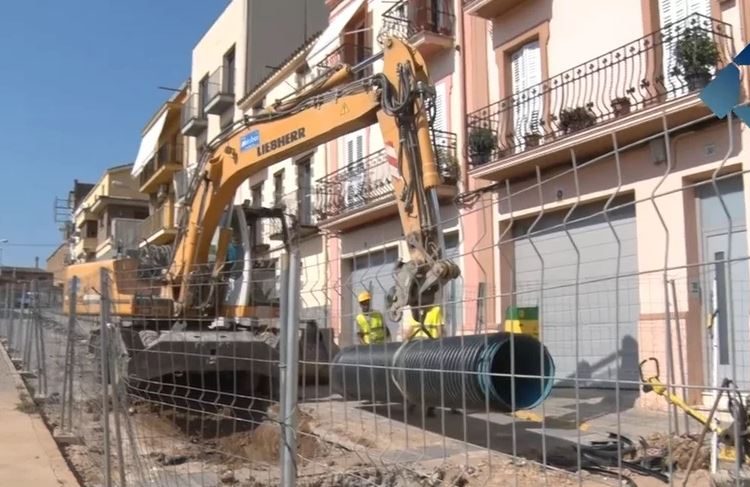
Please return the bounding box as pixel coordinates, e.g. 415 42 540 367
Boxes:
454 0 468 190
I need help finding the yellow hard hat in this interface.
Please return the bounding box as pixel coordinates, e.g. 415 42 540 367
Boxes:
357 290 372 303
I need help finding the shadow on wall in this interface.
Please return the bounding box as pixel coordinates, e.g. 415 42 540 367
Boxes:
555 335 640 391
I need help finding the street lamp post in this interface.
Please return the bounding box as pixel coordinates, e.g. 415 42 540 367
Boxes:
0 239 8 277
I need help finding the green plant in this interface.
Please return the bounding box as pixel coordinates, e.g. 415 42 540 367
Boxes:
672 25 719 90
468 126 496 165
435 148 459 182
558 106 597 133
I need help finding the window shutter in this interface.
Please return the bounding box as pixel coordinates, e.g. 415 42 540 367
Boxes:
434 83 447 132
687 0 710 17
347 139 354 165
511 48 525 93
524 42 542 87
355 134 363 162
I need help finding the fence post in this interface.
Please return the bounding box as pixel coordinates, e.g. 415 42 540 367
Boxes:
1 283 9 339
7 282 15 352
32 280 47 400
279 246 301 487
61 277 77 432
99 269 113 487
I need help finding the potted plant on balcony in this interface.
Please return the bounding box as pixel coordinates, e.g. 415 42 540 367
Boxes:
610 96 632 118
558 106 597 134
436 147 459 184
468 126 496 166
672 25 719 92
523 131 542 148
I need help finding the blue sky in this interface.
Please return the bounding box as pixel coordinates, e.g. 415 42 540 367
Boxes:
0 1 229 267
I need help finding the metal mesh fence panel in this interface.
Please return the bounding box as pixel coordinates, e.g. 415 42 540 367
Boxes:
4 113 750 487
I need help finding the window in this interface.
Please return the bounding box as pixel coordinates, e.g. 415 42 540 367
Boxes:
273 170 284 207
343 132 365 209
659 0 712 98
251 182 263 208
296 157 312 225
433 82 447 132
199 74 209 115
510 41 542 147
85 220 97 238
223 45 236 95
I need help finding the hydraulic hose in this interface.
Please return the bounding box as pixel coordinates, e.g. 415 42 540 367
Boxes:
330 333 555 412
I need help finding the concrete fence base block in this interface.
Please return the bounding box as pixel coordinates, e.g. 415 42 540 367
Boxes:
32 394 46 403
19 371 36 379
52 429 82 446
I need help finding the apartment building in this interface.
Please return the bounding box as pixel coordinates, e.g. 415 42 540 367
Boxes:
180 0 327 201
71 164 149 262
304 0 465 345
132 83 189 249
461 0 750 406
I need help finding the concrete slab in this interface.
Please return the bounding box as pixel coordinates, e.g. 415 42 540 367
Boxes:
0 345 80 486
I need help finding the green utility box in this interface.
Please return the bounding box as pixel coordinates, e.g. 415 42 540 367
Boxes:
503 306 539 339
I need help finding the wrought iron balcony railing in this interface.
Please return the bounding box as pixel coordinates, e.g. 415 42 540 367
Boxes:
316 44 373 80
315 130 458 220
465 13 734 167
381 0 456 40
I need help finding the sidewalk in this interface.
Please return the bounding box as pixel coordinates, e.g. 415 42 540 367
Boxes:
0 345 80 486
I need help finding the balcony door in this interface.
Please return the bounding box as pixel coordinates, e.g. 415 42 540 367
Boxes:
510 40 542 151
343 131 365 211
659 0 712 99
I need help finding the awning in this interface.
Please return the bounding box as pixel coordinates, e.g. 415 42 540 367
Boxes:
306 0 366 68
131 110 169 178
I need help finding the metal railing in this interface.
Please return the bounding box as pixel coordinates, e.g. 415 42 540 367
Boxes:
269 189 319 239
137 205 171 243
206 64 234 103
316 43 373 80
180 93 205 127
138 142 184 187
315 130 457 219
381 0 455 40
465 13 734 166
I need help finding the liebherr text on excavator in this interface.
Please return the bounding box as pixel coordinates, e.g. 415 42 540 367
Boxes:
62 35 460 412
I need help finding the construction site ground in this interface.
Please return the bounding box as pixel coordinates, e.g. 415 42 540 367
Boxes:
3 311 731 486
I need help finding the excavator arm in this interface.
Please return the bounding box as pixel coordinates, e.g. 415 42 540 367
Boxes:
169 36 459 322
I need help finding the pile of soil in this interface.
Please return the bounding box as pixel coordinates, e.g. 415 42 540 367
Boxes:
641 432 710 471
218 405 326 465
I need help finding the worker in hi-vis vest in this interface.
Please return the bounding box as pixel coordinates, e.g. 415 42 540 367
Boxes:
355 290 390 345
407 305 444 340
407 303 460 417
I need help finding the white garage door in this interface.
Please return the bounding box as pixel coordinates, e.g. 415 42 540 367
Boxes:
512 196 640 389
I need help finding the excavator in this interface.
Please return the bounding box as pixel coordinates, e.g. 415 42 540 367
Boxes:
62 35 461 414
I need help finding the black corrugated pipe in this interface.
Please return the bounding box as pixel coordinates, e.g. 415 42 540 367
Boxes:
330 333 555 412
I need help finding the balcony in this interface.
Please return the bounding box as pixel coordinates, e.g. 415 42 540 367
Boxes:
466 13 735 181
204 65 234 115
181 93 207 137
315 44 373 80
315 130 458 230
138 205 176 247
139 143 184 194
463 0 526 19
269 190 319 241
380 0 455 57
96 218 142 260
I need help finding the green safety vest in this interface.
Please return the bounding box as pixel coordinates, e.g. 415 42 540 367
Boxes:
356 311 387 344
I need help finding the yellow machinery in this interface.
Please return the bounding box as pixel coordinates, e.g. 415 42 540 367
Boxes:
63 36 461 412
